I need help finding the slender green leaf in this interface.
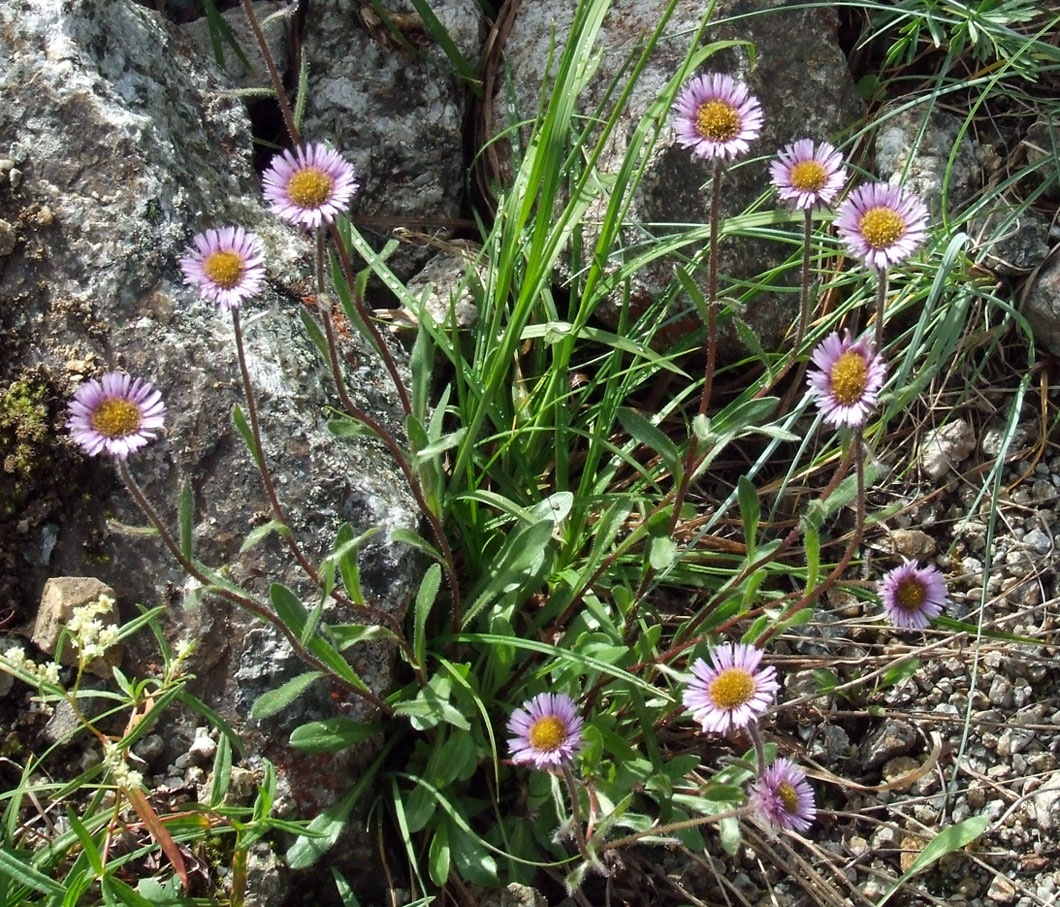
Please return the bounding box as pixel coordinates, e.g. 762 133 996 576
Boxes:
298 305 331 365
326 417 374 439
391 527 443 563
66 809 103 876
414 563 442 669
286 748 388 869
876 816 990 907
330 624 395 649
251 671 323 721
737 475 759 559
0 847 65 895
617 406 682 481
428 820 451 887
232 404 260 468
209 731 233 807
239 519 290 554
289 718 385 753
101 877 155 907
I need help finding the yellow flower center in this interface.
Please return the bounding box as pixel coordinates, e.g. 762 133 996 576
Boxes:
528 715 567 752
91 398 142 439
695 100 741 142
202 250 245 289
789 160 828 192
777 781 799 814
858 207 905 250
829 350 869 406
708 667 755 710
895 577 927 612
287 167 334 210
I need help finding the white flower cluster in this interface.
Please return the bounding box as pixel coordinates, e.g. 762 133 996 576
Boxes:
1 646 61 687
102 740 144 791
66 594 120 662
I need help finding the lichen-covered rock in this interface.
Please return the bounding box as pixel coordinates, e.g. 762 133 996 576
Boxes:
491 0 864 353
0 0 419 758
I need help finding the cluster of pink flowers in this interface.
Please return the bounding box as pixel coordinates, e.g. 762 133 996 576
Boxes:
664 71 953 835
67 142 358 463
506 644 816 836
673 70 949 631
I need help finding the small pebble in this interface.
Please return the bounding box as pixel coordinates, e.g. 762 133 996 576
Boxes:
987 875 1017 903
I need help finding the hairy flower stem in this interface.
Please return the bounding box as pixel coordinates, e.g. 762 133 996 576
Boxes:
242 0 456 628
239 0 412 418
756 426 866 648
560 763 598 871
701 158 724 420
766 210 816 411
240 0 300 147
312 233 463 632
746 721 768 776
874 268 888 352
117 461 391 713
231 304 421 675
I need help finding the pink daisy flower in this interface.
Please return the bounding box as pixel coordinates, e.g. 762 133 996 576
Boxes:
770 139 846 209
878 561 948 629
507 693 584 770
179 226 266 311
67 373 166 460
749 758 817 833
806 330 887 428
673 73 763 161
262 142 358 229
683 643 779 734
834 182 928 270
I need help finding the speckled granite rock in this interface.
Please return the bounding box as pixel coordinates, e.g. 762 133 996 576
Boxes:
0 0 419 758
300 0 483 279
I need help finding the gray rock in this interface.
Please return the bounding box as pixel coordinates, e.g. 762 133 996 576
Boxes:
1 0 420 807
180 1 292 92
491 0 863 355
301 0 482 280
875 107 980 221
886 527 936 559
133 733 166 765
980 420 1030 459
809 723 850 765
243 841 287 907
0 218 15 256
1022 244 1060 356
188 732 218 762
478 884 548 907
1022 527 1053 556
404 240 483 331
918 418 976 479
32 577 122 677
979 205 1052 277
1021 117 1060 202
861 719 916 769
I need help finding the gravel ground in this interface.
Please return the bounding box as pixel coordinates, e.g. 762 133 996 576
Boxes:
642 392 1060 907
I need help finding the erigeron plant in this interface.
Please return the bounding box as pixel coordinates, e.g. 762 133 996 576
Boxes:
26 0 1008 901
